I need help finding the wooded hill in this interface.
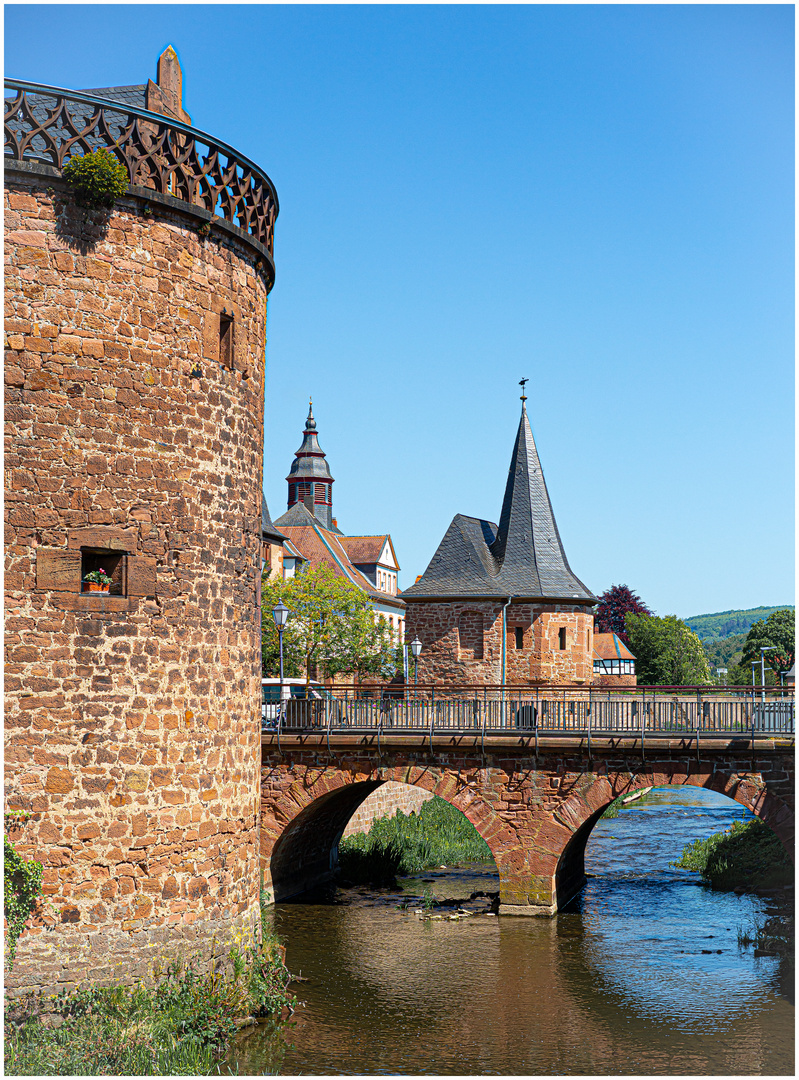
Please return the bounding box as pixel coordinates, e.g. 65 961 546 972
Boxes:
685 606 794 642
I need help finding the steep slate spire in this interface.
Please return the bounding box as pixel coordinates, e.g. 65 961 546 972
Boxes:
401 390 594 601
489 399 593 599
285 399 336 530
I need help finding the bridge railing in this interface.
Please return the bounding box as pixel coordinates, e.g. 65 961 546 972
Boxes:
266 691 795 736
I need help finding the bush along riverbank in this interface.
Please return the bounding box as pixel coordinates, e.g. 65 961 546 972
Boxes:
672 817 793 893
338 796 494 886
4 901 296 1076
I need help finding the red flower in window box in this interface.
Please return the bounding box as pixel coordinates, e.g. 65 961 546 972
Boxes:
82 568 112 593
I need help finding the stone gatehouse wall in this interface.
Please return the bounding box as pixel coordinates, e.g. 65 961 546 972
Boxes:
342 781 434 836
4 170 269 995
404 600 594 687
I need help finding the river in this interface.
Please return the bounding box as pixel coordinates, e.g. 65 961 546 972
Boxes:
230 788 794 1075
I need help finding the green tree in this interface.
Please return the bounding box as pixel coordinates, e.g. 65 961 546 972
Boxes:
625 613 711 686
261 566 397 684
729 608 796 686
324 606 397 685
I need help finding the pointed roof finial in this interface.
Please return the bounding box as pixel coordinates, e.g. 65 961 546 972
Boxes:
306 398 316 430
519 377 528 404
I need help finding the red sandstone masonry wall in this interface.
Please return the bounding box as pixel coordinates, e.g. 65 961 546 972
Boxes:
341 781 433 836
260 742 795 912
4 174 267 995
404 600 594 687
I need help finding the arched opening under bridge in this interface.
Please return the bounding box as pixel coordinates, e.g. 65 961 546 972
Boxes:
555 776 794 911
263 772 508 904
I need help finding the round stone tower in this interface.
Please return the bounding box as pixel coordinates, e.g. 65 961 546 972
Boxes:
4 56 277 994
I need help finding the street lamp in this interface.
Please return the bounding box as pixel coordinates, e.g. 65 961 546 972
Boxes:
272 602 290 727
760 646 776 704
410 637 422 690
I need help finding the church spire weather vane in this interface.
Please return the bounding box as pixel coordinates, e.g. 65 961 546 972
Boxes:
519 377 528 403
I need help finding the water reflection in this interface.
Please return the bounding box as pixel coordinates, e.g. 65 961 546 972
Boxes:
229 789 793 1075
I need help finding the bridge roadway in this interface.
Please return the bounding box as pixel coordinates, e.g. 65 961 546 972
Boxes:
259 726 795 915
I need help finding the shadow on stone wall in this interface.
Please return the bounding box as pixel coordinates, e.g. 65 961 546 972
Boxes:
54 196 111 252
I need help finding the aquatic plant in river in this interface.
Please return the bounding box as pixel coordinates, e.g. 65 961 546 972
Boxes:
338 796 494 885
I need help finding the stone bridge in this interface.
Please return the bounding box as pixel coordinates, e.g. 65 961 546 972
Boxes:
260 732 795 914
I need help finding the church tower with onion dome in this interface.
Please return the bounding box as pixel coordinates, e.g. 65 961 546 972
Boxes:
285 401 337 531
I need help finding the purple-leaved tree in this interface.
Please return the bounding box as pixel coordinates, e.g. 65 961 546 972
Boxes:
594 584 652 647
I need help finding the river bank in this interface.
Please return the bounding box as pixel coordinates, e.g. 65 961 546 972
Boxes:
4 916 295 1076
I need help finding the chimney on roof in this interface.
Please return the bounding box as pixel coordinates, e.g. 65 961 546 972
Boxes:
145 45 192 124
332 518 338 530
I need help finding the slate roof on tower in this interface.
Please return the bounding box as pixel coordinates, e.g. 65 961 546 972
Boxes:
261 493 287 545
286 402 333 482
284 401 338 531
402 400 595 603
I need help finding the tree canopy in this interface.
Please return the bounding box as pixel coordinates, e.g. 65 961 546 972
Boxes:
261 565 398 684
727 608 796 685
594 584 652 646
625 613 711 686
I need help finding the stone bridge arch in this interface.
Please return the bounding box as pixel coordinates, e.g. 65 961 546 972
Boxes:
553 768 795 911
260 762 523 905
261 742 794 915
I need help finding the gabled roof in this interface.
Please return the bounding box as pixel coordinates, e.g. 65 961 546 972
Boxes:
338 535 400 570
278 519 405 611
593 633 636 661
282 538 307 560
402 402 595 603
274 500 342 534
261 493 287 544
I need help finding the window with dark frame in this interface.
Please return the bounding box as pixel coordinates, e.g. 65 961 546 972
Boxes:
558 627 567 650
514 626 524 650
219 312 234 369
80 549 126 595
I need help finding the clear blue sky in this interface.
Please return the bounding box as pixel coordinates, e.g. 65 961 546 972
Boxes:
6 4 794 618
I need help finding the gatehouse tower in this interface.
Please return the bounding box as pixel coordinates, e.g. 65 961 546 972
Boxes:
402 389 596 686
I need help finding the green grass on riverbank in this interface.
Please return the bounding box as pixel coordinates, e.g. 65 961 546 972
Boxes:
338 796 494 885
601 789 653 819
4 925 294 1076
673 817 793 892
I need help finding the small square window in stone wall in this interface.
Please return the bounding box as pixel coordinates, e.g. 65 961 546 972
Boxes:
35 548 156 599
81 549 126 594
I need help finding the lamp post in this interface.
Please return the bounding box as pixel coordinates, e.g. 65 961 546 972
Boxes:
272 602 290 727
760 646 776 705
410 637 422 691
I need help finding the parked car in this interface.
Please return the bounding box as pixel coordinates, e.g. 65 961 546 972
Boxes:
261 678 335 728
